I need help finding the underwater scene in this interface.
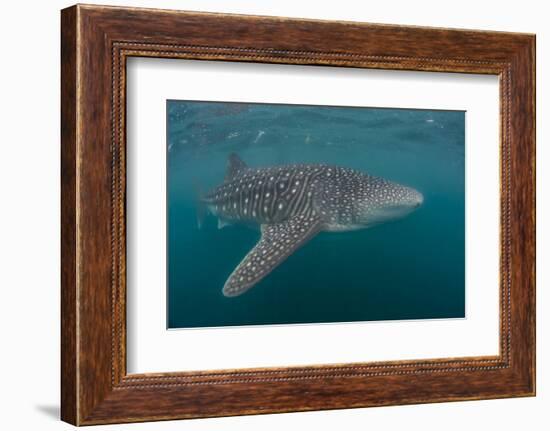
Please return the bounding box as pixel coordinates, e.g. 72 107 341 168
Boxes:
167 100 465 329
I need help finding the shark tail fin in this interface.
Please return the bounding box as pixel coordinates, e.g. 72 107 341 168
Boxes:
192 181 207 229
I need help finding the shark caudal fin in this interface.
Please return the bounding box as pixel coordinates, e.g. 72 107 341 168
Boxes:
192 182 207 229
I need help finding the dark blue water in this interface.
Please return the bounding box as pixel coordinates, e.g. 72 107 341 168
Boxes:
167 100 465 329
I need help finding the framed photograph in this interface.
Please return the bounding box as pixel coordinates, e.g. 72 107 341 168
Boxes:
61 4 535 425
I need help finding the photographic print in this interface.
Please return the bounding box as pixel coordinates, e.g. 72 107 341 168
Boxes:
167 100 465 329
60 7 535 423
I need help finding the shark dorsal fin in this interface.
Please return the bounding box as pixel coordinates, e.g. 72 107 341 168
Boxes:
224 153 248 182
222 214 322 297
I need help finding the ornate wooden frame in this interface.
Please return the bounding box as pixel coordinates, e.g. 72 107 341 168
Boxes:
61 4 535 426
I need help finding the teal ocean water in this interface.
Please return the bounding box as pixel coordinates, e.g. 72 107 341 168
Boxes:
167 100 465 329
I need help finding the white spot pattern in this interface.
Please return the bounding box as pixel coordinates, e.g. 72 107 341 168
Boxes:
203 155 423 297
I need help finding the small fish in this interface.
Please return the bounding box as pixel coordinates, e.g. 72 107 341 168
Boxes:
253 130 265 144
198 153 423 297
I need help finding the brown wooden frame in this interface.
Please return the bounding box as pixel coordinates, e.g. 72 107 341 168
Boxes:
61 4 536 426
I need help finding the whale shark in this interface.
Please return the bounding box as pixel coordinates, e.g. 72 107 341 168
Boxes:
198 153 423 297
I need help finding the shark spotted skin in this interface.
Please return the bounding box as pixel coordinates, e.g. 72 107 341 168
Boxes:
199 153 423 297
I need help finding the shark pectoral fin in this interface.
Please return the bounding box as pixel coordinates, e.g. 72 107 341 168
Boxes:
223 215 322 297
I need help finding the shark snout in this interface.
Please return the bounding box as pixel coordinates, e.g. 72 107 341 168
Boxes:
400 186 423 209
412 190 424 207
